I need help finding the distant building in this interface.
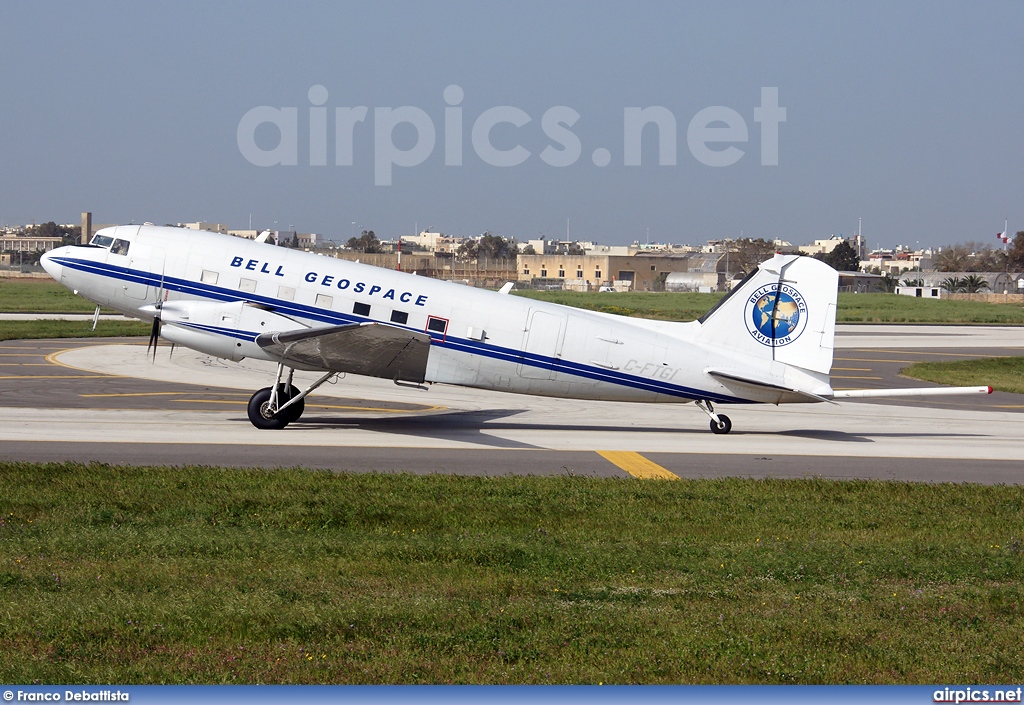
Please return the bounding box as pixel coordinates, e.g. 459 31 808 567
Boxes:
801 236 850 256
180 221 229 234
896 285 943 298
402 230 463 253
517 251 728 291
913 271 1022 294
863 246 933 274
0 234 62 253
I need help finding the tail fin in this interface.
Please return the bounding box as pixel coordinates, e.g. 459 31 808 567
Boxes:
696 254 838 374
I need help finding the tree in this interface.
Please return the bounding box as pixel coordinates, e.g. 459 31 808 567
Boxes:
817 240 860 271
727 238 776 275
521 244 536 255
458 234 517 261
935 242 1007 272
478 234 517 260
961 274 990 293
346 230 380 253
29 221 80 246
878 272 901 293
940 276 964 293
1008 231 1024 270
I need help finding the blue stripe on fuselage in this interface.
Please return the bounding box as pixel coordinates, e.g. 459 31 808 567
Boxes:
53 255 750 404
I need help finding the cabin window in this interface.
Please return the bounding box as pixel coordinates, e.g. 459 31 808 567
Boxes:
110 239 131 256
277 285 295 301
201 269 219 285
353 302 371 316
315 293 333 308
390 310 409 325
426 316 448 341
238 277 257 293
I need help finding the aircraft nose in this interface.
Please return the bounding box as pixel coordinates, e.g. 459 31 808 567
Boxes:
40 248 64 281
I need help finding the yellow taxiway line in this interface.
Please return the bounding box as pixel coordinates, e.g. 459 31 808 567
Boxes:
597 451 678 480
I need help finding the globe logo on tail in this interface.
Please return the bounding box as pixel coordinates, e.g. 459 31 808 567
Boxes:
744 283 808 346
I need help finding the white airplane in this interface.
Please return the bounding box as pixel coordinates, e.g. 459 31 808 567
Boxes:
40 225 991 433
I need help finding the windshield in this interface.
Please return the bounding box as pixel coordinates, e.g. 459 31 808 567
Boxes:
90 234 114 248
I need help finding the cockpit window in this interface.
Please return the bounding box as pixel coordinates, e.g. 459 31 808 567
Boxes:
110 239 131 256
90 234 114 248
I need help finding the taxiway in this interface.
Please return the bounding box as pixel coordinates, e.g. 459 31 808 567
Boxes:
1 325 1022 482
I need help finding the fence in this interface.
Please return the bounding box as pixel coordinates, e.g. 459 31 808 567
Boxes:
946 293 1024 303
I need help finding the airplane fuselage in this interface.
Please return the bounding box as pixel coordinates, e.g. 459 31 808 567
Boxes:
42 225 828 406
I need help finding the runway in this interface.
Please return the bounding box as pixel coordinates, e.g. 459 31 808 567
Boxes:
1 324 1023 482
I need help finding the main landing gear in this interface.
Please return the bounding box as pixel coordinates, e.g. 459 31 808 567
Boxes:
246 363 336 429
695 399 732 435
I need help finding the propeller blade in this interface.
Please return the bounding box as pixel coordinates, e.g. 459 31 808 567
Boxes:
147 315 161 361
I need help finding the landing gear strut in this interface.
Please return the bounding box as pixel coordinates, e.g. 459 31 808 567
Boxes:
246 363 335 429
695 399 732 435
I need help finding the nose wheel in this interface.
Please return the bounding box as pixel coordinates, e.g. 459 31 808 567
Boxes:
696 399 732 435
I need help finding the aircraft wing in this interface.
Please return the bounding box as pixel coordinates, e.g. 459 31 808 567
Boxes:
256 322 431 383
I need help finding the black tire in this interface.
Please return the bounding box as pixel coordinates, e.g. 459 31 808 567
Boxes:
276 383 305 423
247 387 289 429
710 414 732 435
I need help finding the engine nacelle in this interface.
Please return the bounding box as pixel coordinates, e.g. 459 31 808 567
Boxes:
155 300 307 362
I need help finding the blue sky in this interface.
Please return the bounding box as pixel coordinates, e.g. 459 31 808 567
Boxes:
1 1 1021 248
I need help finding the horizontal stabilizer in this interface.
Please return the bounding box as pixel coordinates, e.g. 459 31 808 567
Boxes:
257 322 431 383
832 386 992 399
706 367 835 404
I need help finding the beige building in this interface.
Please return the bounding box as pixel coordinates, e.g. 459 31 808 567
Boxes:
0 234 62 253
181 221 230 234
401 230 463 254
333 251 518 286
517 252 724 291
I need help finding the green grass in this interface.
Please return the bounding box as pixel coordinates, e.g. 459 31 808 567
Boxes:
515 291 1024 325
513 290 723 321
903 357 1024 395
0 319 150 341
0 277 105 313
2 463 1022 684
5 277 1024 324
837 293 1024 324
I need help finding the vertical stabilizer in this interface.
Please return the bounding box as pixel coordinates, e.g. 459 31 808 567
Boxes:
696 254 838 374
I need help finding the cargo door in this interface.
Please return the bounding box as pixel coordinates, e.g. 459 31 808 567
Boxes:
517 309 565 380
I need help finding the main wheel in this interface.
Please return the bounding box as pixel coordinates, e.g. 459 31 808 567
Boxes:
710 414 732 435
247 387 290 429
275 383 305 423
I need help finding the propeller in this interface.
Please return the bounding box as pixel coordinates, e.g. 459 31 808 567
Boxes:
145 268 167 361
146 305 162 360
